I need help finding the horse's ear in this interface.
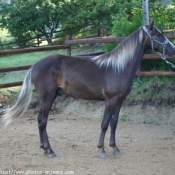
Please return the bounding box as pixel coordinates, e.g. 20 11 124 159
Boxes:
148 19 154 31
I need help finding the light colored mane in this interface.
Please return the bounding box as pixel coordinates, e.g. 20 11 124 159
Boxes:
92 27 143 72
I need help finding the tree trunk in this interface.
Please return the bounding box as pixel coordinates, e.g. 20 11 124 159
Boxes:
44 33 52 45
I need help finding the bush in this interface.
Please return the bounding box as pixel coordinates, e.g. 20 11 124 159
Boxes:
0 29 14 50
105 14 143 52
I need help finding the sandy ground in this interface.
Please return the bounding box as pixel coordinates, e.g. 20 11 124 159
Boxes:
0 110 175 175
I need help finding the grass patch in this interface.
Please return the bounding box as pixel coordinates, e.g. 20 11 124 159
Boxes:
0 87 39 105
126 76 175 106
0 87 22 103
0 44 104 68
119 114 126 121
0 50 67 68
144 120 152 124
0 71 27 84
0 50 68 101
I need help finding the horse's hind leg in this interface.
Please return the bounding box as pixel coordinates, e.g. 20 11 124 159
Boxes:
37 90 57 158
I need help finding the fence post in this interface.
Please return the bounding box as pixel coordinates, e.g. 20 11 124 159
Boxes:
66 33 72 56
137 0 149 84
37 34 40 47
136 66 142 85
98 23 107 37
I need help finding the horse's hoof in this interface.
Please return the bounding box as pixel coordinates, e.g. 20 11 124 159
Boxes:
99 152 108 158
113 150 121 156
47 152 56 158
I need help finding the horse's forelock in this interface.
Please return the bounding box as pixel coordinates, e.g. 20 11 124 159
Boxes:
92 28 143 72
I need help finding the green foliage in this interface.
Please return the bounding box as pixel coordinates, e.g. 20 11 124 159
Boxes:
144 120 152 124
104 0 143 52
0 0 64 45
149 2 175 30
119 114 126 121
0 0 175 51
0 28 14 50
0 0 120 46
0 50 66 68
104 1 175 72
142 2 175 72
142 58 175 72
60 0 119 32
128 76 175 105
113 14 143 37
105 13 143 52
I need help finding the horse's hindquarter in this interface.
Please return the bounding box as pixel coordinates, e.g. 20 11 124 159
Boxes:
31 54 63 93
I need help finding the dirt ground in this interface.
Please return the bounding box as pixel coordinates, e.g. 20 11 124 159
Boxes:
0 108 175 175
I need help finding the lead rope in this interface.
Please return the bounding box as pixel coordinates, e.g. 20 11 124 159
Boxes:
160 55 175 68
142 26 175 69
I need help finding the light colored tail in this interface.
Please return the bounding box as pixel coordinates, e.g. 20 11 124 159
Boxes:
2 67 33 126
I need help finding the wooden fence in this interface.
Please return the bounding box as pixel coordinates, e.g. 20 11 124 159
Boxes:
0 23 106 88
1 34 175 88
65 33 175 74
0 24 99 49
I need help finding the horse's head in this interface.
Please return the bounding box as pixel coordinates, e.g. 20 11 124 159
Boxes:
143 19 175 57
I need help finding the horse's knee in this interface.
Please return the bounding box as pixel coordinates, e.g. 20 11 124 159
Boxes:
38 119 47 130
101 124 108 132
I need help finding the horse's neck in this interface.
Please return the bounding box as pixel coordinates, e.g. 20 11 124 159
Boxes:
93 28 146 76
126 47 144 76
114 29 145 76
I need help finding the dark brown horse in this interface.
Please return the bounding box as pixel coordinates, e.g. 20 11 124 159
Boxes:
2 20 175 158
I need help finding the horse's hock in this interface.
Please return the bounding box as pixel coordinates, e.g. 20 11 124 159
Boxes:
30 94 175 127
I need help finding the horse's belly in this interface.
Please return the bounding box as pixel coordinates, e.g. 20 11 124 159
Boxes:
60 83 104 100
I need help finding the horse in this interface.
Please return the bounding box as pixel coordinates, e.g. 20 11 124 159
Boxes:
2 19 175 158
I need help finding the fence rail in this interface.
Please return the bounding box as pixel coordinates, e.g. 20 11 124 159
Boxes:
0 45 69 55
0 24 98 49
65 34 175 45
136 72 175 76
1 33 175 88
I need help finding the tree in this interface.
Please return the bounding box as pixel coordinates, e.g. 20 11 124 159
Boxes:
59 0 142 37
0 0 64 45
149 1 175 30
1 0 171 47
60 0 118 31
0 0 143 46
0 0 119 45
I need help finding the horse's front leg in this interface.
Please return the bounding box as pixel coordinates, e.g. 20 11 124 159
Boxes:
109 102 122 155
98 98 118 158
98 111 112 158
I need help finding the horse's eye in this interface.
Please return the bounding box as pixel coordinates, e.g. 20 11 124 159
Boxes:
153 32 161 37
